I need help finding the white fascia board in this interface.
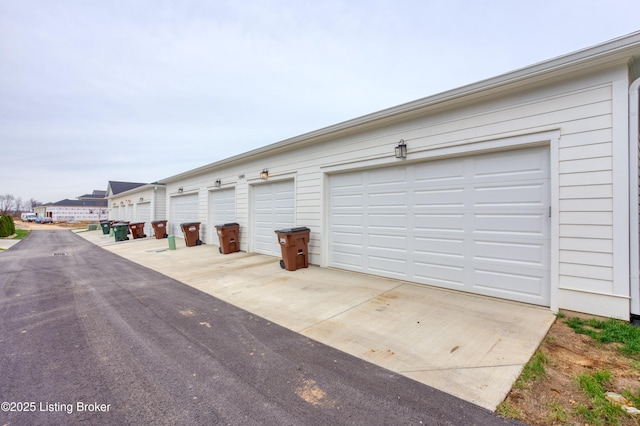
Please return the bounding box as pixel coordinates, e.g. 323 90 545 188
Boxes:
160 31 640 184
106 183 166 200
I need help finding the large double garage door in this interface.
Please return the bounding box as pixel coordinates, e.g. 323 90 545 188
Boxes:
329 147 550 306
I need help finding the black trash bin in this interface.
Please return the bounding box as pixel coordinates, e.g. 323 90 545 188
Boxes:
274 227 310 271
180 222 202 247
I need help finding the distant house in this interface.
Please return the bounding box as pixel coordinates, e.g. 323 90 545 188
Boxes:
106 181 167 236
34 190 108 222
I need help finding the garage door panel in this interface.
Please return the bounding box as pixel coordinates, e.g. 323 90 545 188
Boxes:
415 187 465 207
473 149 547 180
329 146 550 306
369 233 406 251
414 159 466 183
413 261 465 286
474 267 545 298
474 183 546 207
369 191 407 207
170 194 199 237
414 236 465 256
474 240 546 266
368 255 406 277
415 213 466 232
474 213 547 236
252 180 295 256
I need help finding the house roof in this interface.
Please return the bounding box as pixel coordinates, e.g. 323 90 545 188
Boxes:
107 181 147 196
159 30 640 184
45 199 107 207
77 190 107 199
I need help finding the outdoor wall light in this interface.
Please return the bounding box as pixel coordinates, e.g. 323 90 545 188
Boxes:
178 187 183 193
139 197 144 202
395 139 407 159
120 201 124 206
260 169 269 180
214 179 222 187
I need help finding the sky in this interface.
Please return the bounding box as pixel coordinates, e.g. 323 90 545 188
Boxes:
1 0 639 206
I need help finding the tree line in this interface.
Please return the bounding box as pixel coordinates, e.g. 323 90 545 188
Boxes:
0 194 42 216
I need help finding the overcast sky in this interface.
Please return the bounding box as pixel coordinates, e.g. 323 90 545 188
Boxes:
1 0 638 205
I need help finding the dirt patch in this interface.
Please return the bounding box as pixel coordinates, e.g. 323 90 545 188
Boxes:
15 220 95 231
503 318 640 425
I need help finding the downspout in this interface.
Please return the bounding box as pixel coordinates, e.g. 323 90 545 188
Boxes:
629 75 640 319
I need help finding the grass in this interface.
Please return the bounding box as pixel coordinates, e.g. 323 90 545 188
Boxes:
565 317 640 359
11 229 29 240
575 369 625 426
0 228 29 240
547 400 568 423
514 351 548 389
496 400 520 418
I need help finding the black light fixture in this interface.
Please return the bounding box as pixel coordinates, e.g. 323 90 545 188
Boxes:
214 179 221 187
139 197 144 202
395 139 407 159
260 169 269 180
178 187 183 193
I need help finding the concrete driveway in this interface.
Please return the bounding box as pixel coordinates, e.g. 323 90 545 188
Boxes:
78 230 555 410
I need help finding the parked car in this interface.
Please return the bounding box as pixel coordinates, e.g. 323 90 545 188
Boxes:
41 217 53 224
21 213 37 222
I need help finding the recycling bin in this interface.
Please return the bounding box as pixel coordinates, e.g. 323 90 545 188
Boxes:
274 227 310 271
113 223 130 242
215 223 240 254
100 221 111 235
180 222 202 247
151 220 168 239
128 222 147 239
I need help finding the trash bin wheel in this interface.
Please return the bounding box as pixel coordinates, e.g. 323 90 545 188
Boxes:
163 233 168 238
218 247 222 254
280 260 285 269
196 239 202 246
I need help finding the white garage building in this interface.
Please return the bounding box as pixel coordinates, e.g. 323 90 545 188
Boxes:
106 181 167 237
142 32 640 320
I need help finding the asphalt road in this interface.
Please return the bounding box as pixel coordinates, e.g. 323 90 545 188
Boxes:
0 230 521 425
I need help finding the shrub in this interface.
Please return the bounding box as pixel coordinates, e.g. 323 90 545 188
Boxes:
0 215 15 237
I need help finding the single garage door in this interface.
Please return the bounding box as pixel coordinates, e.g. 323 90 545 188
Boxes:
170 194 199 237
209 188 236 243
252 180 295 256
329 147 550 306
136 202 151 236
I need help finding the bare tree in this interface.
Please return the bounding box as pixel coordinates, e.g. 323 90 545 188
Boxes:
28 198 42 210
0 194 17 215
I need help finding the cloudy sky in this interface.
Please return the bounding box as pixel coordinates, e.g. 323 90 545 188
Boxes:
1 0 638 205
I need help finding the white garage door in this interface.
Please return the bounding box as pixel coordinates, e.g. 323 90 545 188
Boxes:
209 188 236 244
252 180 295 256
210 188 236 225
170 194 199 237
136 202 151 236
329 147 550 306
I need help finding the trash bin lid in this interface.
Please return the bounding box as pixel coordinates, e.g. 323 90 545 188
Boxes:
275 227 310 234
180 222 201 226
216 222 239 227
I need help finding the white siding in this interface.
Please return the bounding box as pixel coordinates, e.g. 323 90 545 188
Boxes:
158 63 632 317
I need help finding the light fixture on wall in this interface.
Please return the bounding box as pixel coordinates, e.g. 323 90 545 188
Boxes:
395 139 407 159
126 200 132 205
120 201 124 206
178 187 183 193
260 169 269 180
214 179 221 187
139 197 144 202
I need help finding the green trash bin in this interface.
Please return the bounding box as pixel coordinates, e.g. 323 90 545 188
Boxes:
113 223 130 242
100 221 111 235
